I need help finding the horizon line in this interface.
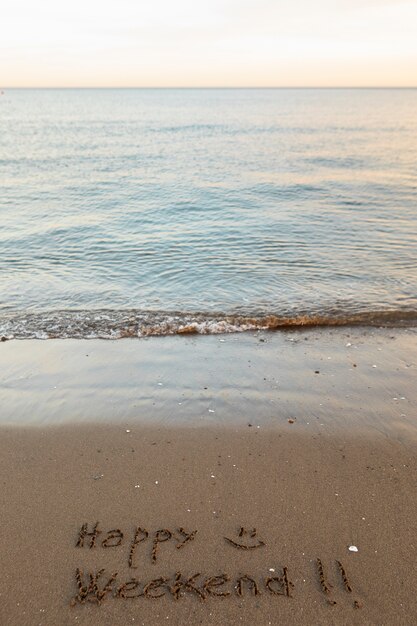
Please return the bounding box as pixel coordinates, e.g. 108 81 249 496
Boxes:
2 86 417 90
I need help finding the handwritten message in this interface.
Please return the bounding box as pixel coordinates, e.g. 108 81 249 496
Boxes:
70 522 361 609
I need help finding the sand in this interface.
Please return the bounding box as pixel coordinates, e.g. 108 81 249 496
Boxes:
0 327 416 625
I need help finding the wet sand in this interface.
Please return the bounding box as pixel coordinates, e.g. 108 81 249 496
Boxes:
0 328 416 625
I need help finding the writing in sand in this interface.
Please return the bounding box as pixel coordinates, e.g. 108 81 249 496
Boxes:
71 522 362 609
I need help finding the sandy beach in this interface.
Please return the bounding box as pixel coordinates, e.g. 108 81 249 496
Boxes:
1 327 416 625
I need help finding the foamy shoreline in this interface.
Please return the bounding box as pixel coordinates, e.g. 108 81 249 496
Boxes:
1 308 417 340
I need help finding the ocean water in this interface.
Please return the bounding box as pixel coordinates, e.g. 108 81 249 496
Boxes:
0 88 416 339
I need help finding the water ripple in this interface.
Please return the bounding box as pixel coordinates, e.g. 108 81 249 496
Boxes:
0 88 416 336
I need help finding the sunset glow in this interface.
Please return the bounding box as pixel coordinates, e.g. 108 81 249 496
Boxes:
1 0 416 87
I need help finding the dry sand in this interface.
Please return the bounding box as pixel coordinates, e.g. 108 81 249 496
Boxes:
0 327 416 625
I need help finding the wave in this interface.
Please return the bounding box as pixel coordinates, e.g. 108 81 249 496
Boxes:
1 309 416 340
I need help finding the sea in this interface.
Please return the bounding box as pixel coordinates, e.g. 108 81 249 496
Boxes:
0 88 416 339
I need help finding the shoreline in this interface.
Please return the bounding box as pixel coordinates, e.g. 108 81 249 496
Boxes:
0 327 416 434
1 327 416 624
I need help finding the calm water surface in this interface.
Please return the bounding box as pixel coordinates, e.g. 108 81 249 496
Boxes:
0 89 416 337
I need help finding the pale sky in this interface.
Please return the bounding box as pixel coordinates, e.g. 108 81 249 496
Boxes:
1 0 416 87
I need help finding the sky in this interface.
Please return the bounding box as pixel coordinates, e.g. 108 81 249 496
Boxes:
1 0 416 87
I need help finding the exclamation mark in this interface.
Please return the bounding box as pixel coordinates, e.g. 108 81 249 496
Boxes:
316 558 336 605
336 560 362 608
